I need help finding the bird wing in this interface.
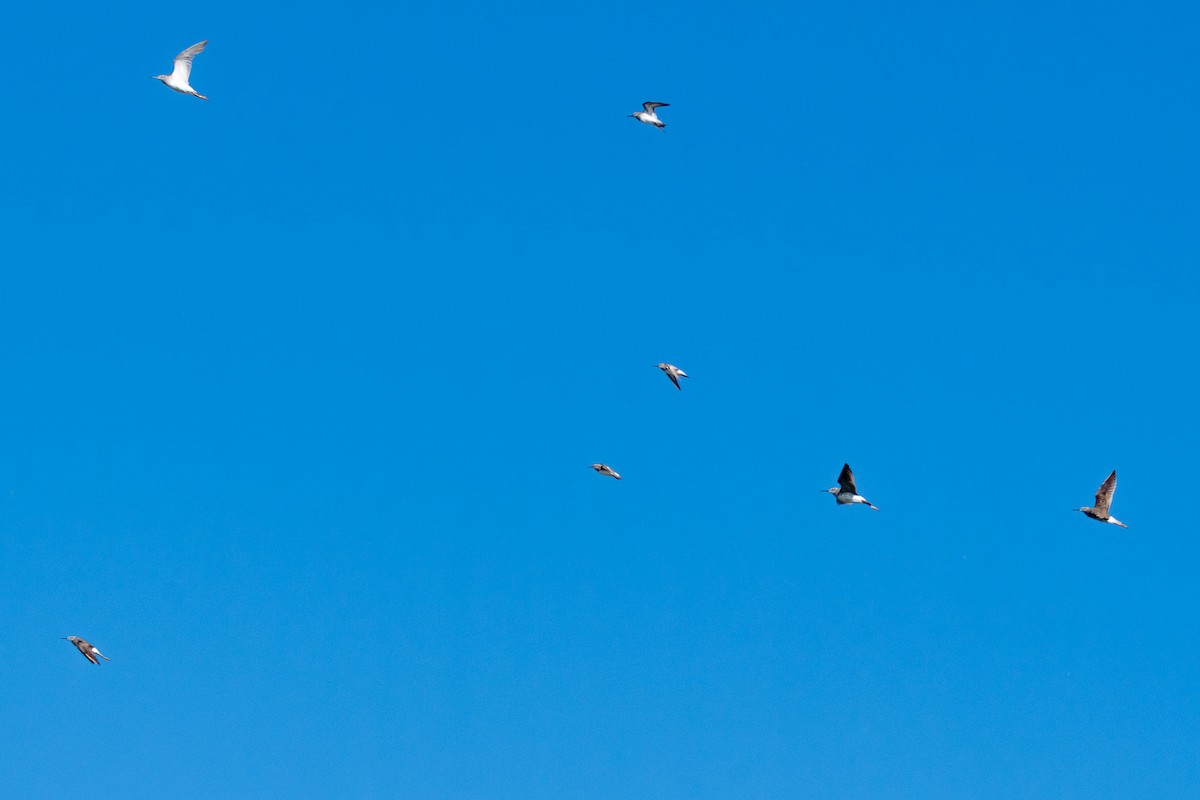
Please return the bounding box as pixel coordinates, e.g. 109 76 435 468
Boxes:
171 40 208 82
1093 471 1117 516
74 641 99 664
643 102 669 112
837 463 857 494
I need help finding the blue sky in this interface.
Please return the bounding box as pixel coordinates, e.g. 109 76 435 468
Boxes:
2 0 1199 797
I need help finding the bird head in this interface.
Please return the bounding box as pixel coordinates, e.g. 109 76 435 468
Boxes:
824 488 838 495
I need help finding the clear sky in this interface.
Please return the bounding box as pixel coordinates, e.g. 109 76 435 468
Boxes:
2 0 1199 797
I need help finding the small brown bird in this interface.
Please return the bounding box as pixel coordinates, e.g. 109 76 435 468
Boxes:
1077 470 1128 528
656 363 688 391
63 635 111 665
590 463 622 480
823 463 879 510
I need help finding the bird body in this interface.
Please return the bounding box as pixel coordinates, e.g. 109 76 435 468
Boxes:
630 102 669 129
1078 470 1128 528
64 636 110 665
154 40 209 100
656 363 688 390
825 463 879 510
591 463 622 480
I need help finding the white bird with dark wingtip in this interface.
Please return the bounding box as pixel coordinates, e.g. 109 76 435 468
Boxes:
590 463 622 480
1077 470 1128 528
656 363 688 391
824 463 879 510
63 635 111 665
630 101 669 129
154 40 209 100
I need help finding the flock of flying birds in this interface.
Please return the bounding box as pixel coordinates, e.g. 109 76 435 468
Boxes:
147 39 675 128
592 365 1128 524
62 40 1130 666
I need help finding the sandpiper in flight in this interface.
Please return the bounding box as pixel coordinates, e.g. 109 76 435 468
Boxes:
656 363 688 390
63 636 111 665
824 463 879 510
1077 470 1128 528
591 464 622 480
630 102 669 129
154 40 209 100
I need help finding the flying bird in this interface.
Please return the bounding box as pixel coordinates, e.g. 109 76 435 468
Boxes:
630 101 669 129
154 40 209 100
63 636 110 665
1077 470 1128 528
824 463 879 510
591 463 622 480
656 363 688 391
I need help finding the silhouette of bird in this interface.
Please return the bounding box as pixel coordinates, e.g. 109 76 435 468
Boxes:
63 636 110 665
630 101 669 129
823 463 879 510
1077 470 1128 528
656 363 688 390
590 463 622 480
154 40 209 100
